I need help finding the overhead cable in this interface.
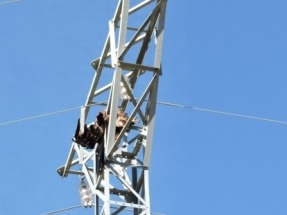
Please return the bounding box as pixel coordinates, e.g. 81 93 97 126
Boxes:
0 106 81 126
157 101 287 125
1 101 287 127
40 205 82 215
41 204 165 215
0 102 106 126
0 0 21 5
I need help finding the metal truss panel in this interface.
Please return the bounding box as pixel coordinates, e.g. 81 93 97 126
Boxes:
58 0 167 214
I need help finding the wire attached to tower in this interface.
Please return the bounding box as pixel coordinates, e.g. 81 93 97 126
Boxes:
1 101 287 127
0 0 21 6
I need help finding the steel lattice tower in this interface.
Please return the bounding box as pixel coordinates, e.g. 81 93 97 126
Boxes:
57 0 167 214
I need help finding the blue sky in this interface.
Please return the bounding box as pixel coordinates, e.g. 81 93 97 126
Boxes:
1 0 287 214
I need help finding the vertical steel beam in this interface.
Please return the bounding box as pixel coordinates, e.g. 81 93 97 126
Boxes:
106 0 130 156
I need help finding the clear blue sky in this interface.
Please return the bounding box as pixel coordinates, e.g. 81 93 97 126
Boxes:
1 0 287 214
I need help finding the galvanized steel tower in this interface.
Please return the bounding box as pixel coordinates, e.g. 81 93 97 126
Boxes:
57 0 167 214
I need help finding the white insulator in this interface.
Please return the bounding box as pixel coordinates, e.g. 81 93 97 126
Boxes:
79 182 92 206
120 82 131 100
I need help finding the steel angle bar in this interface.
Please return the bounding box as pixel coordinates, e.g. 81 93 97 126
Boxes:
122 156 144 167
129 0 156 15
85 36 111 116
119 10 157 59
74 142 83 158
131 72 158 110
109 200 148 210
106 0 130 156
139 210 148 215
82 150 95 164
94 33 146 65
82 164 96 192
57 163 80 177
112 0 123 22
61 170 82 175
117 0 130 58
143 75 158 166
107 164 147 205
99 204 105 215
91 58 100 70
98 34 113 67
95 188 106 200
104 167 111 215
112 206 126 215
136 2 162 59
153 0 166 68
112 106 142 152
127 133 141 145
134 170 144 193
79 106 86 134
118 61 160 72
128 15 161 90
105 67 122 156
129 73 158 124
93 83 112 97
120 76 145 119
125 26 148 32
109 20 117 67
60 157 80 170
110 74 158 155
143 169 151 214
60 142 78 177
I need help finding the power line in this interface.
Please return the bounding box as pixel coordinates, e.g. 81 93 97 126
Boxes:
40 205 82 215
1 101 287 127
0 102 105 126
192 106 287 125
0 106 81 126
41 204 165 215
0 0 21 5
156 101 287 125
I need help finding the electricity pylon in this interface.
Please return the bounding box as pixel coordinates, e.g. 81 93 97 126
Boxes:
57 0 167 214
